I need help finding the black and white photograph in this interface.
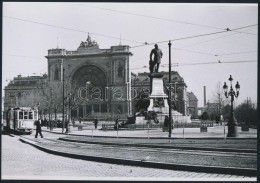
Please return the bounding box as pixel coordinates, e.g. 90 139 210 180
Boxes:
1 2 257 181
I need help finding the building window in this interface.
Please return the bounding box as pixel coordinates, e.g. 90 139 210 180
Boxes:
118 62 123 78
117 105 122 114
101 104 107 113
86 105 92 115
54 66 59 80
94 105 99 112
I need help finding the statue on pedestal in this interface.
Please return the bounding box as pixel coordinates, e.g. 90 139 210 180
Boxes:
149 44 163 73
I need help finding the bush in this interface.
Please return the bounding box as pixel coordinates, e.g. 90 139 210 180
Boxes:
200 112 209 120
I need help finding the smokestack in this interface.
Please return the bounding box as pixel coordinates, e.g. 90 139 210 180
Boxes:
204 86 206 106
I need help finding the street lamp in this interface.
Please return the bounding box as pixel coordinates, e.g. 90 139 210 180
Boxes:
66 92 72 133
85 81 94 115
223 75 240 137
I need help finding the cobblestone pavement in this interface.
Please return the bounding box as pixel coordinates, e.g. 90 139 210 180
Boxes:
2 135 255 181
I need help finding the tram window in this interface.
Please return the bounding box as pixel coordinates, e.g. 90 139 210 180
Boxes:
29 112 33 119
24 111 28 119
19 112 23 119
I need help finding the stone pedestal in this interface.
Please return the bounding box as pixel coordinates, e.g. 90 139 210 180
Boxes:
147 73 168 112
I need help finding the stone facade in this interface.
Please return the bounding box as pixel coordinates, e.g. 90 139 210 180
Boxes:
4 74 47 112
187 92 198 118
45 35 132 119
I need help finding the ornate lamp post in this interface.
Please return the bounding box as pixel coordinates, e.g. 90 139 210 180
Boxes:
223 75 240 137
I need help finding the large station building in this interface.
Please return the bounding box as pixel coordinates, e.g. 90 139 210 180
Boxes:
46 35 132 120
4 35 198 120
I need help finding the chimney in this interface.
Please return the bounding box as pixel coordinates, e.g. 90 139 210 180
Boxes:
204 86 206 106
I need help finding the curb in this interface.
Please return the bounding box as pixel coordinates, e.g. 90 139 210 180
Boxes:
42 129 257 140
19 137 256 177
58 137 257 154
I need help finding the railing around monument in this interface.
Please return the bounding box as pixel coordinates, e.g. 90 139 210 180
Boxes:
174 121 213 128
100 121 213 131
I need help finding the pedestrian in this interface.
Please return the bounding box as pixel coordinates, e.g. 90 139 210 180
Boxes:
43 118 47 127
94 118 98 130
72 117 75 125
164 116 169 128
150 44 163 73
79 117 82 124
35 118 43 138
114 119 119 130
220 115 223 125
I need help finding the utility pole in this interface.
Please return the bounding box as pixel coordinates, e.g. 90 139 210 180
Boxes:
218 93 221 117
168 41 172 138
62 67 65 133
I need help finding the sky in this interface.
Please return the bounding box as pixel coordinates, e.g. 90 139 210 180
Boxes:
2 2 258 107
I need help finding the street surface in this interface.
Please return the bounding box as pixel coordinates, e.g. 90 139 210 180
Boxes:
2 134 255 181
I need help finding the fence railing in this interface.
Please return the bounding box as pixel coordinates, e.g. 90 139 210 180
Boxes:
77 121 214 131
174 122 213 128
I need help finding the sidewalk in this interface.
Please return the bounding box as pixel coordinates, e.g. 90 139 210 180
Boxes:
41 125 257 139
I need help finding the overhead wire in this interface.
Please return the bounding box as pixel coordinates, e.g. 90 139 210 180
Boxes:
3 14 257 74
177 26 257 49
215 51 257 56
130 24 258 49
3 53 45 60
161 60 257 67
4 15 257 49
80 4 257 36
3 15 257 58
3 15 143 45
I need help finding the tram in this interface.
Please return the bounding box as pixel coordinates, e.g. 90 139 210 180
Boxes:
5 107 38 134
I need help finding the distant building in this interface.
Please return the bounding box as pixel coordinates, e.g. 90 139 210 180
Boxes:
187 92 198 118
4 74 47 112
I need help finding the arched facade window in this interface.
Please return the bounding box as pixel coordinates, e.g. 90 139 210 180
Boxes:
54 66 59 80
118 62 123 78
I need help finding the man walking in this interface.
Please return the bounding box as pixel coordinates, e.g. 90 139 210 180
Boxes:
35 118 43 138
94 118 98 130
150 44 163 73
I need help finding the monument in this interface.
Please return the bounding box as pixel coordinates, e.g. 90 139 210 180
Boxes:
135 44 191 126
147 45 169 124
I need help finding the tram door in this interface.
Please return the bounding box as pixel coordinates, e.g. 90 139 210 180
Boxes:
8 110 15 130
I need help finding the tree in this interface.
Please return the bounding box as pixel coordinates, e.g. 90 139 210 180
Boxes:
208 82 230 122
212 82 229 115
36 80 64 122
235 99 257 127
135 88 150 113
200 112 209 120
222 104 231 121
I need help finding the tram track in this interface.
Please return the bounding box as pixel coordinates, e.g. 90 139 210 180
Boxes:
25 136 257 166
18 134 257 176
19 134 257 160
58 136 257 153
60 139 257 159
